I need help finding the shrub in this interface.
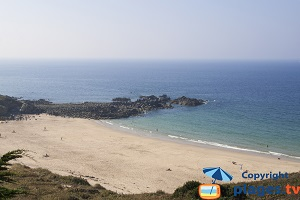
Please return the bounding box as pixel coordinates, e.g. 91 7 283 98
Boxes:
0 150 24 198
65 176 90 186
155 190 166 195
172 181 201 199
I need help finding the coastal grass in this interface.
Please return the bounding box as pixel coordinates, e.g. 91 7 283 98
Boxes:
0 150 24 199
2 164 299 200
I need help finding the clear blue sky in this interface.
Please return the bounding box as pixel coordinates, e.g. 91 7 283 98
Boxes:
0 0 299 60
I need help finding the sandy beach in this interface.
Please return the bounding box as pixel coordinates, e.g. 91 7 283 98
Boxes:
0 114 299 194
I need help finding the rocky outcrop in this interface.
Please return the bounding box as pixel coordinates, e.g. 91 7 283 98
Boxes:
0 105 8 116
0 95 23 120
0 95 49 120
0 94 207 120
19 101 43 114
112 97 131 103
36 103 140 119
171 96 207 106
36 95 173 119
159 94 171 103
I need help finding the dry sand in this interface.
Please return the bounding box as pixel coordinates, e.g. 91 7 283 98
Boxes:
0 114 299 194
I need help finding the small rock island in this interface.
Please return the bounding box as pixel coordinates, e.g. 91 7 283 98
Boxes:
0 94 207 120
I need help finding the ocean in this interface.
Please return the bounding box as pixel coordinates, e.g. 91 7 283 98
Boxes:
0 60 299 159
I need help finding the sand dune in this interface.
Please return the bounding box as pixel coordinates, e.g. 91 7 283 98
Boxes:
0 114 299 194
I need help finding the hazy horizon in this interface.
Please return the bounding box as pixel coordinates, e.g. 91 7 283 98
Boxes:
0 0 299 61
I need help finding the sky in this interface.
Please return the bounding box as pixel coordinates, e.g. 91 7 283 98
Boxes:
0 0 299 60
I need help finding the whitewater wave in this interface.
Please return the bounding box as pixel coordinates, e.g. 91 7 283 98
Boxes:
167 135 300 160
96 120 300 160
120 125 131 130
105 121 114 125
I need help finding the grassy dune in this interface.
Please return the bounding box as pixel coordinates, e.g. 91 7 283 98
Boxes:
2 164 299 200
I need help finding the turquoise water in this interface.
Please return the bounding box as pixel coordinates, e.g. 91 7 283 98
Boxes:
0 60 299 158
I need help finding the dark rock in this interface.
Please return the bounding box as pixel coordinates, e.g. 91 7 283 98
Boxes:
139 95 159 102
112 97 131 103
20 100 43 114
0 95 22 120
20 102 34 113
35 99 53 105
159 94 171 103
0 94 206 120
171 96 207 106
0 105 7 116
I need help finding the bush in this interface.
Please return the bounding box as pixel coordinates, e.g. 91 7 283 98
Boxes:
155 190 166 195
172 181 201 199
0 150 24 198
65 176 90 186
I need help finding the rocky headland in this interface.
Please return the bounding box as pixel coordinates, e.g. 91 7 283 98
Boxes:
0 94 207 120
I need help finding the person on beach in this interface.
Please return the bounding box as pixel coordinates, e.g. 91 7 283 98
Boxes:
239 164 243 171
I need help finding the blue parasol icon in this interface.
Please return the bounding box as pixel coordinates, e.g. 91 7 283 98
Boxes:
203 167 233 195
203 167 233 184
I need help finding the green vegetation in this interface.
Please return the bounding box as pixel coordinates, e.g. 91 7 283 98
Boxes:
1 164 171 200
1 162 299 200
1 149 299 199
172 180 200 199
0 150 24 199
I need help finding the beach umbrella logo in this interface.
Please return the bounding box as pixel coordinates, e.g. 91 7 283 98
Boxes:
203 167 233 184
198 167 233 199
